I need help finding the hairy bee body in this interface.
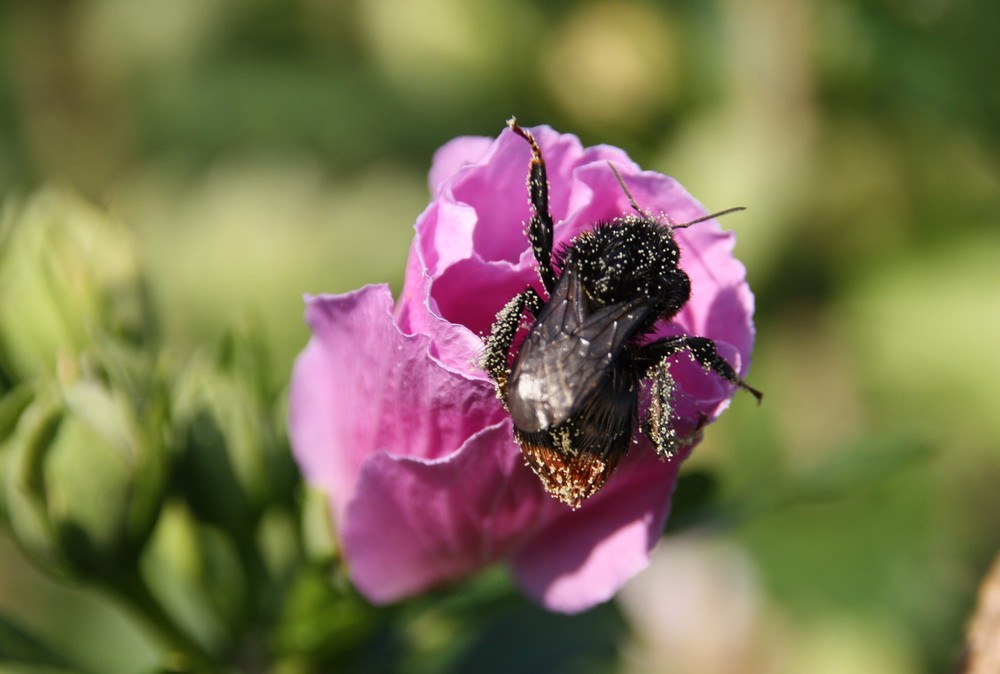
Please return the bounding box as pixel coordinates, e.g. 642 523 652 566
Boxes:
481 120 760 508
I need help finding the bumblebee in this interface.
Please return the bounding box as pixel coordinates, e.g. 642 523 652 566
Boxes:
480 119 761 509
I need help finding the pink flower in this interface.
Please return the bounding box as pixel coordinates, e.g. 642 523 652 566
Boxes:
288 124 756 613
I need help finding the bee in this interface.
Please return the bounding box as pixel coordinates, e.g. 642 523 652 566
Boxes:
480 118 761 509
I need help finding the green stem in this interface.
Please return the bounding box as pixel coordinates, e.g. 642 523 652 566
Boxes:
102 567 217 674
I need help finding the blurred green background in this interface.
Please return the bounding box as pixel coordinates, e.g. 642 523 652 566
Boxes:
0 0 998 672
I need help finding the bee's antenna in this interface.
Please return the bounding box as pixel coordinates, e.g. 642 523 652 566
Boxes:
608 162 649 218
609 161 745 228
672 206 746 229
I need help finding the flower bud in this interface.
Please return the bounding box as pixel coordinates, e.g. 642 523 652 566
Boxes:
171 324 295 544
1 347 169 580
0 189 154 382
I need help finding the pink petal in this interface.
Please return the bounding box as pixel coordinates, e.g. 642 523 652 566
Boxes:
395 259 487 376
343 420 561 603
509 444 680 613
288 285 502 525
428 135 496 196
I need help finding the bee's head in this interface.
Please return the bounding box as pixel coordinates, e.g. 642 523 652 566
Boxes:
563 218 690 318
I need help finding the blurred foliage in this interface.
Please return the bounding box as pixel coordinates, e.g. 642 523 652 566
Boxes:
0 0 998 672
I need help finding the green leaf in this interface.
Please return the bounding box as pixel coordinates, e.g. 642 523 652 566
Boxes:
0 612 80 672
0 190 154 382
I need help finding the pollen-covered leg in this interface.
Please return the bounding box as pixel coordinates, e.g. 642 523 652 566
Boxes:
638 335 762 402
480 287 542 401
646 361 682 458
508 118 557 293
682 336 763 401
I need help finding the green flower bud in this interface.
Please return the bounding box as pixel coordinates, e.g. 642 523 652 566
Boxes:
1 347 169 580
0 383 33 441
1 384 62 572
171 324 295 544
0 189 154 382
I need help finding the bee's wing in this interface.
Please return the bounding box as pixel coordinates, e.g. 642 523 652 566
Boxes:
508 266 653 432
